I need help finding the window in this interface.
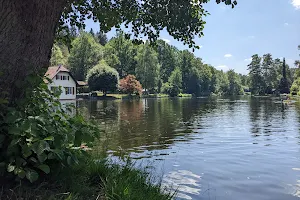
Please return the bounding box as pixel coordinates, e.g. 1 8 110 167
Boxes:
68 76 70 80
51 86 58 92
64 87 75 95
51 86 61 95
56 75 60 80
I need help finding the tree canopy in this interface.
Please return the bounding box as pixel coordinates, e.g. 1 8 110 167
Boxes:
0 0 238 102
87 60 119 95
119 75 143 95
68 32 103 81
135 42 160 93
58 0 238 49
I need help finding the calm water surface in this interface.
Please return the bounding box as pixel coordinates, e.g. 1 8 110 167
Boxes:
78 97 300 200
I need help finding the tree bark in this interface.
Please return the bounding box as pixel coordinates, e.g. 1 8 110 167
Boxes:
0 0 68 103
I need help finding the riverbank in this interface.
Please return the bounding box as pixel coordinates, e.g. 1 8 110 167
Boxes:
77 92 192 100
2 157 174 200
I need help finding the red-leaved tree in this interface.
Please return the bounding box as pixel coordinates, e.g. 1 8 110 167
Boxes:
119 75 143 96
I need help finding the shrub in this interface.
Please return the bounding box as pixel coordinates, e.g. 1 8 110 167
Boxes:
87 60 119 96
119 75 143 96
0 75 99 183
161 68 182 97
290 78 300 95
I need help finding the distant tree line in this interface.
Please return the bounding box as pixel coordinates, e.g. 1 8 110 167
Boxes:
246 54 295 95
51 28 246 96
51 28 299 97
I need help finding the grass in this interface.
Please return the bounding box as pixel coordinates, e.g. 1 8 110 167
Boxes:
1 157 174 200
87 91 197 99
95 92 129 99
142 93 169 98
177 93 193 97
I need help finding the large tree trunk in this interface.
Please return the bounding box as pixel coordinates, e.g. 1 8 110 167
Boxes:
0 0 67 103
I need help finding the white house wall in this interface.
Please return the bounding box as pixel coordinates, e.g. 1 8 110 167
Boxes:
48 72 76 100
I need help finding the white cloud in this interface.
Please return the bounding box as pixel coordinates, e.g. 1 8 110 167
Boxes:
162 38 170 43
224 54 232 58
284 22 289 26
216 65 229 71
291 0 300 9
244 58 252 62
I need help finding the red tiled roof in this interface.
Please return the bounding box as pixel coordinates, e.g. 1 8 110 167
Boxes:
45 66 69 80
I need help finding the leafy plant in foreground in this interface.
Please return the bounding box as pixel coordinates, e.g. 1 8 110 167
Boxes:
0 75 99 183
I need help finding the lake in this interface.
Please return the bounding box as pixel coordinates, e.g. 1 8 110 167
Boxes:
77 96 300 200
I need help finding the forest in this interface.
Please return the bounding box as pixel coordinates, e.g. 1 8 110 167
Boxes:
51 29 244 97
51 29 300 97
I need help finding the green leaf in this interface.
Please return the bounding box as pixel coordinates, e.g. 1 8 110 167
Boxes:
47 152 56 160
9 127 21 135
7 164 15 172
17 169 26 179
44 136 54 141
37 153 47 163
16 157 26 166
10 138 21 146
26 170 39 183
22 121 31 133
32 141 50 155
38 164 50 174
29 157 38 164
67 156 72 166
22 145 32 158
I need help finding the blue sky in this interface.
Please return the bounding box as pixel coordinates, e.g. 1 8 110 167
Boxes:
85 0 300 74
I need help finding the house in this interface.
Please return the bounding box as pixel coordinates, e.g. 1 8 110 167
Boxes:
76 81 89 94
45 66 78 100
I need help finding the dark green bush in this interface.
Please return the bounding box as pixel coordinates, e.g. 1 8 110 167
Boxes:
87 60 119 96
0 75 99 183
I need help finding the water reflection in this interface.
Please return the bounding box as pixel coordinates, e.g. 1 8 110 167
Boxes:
162 170 201 200
60 99 76 116
77 97 300 200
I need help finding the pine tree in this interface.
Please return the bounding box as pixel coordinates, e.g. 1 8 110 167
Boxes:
278 58 290 94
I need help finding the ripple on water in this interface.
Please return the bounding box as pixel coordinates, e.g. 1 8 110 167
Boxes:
162 170 201 200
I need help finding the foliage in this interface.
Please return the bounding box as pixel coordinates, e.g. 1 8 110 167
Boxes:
2 157 174 200
162 68 182 97
58 0 237 50
0 75 99 183
278 58 290 94
96 31 108 46
68 32 103 81
50 44 66 66
290 78 300 95
119 75 143 96
295 45 300 68
156 40 178 83
87 60 119 95
290 45 300 95
61 29 249 97
107 31 138 77
248 54 264 95
135 42 160 92
103 44 121 69
227 70 244 95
